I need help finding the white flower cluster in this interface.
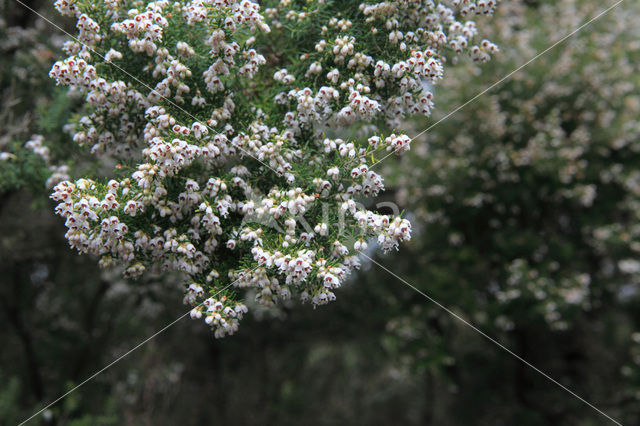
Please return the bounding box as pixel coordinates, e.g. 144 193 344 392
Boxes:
25 134 50 162
269 0 499 129
49 0 498 336
111 6 168 55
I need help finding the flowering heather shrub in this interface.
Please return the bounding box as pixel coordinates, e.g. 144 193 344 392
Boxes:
396 0 640 330
0 12 72 193
48 0 498 337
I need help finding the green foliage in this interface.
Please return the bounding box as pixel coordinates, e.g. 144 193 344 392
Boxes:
0 1 82 194
0 372 22 424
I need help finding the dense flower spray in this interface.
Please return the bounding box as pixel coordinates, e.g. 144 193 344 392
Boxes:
49 0 498 337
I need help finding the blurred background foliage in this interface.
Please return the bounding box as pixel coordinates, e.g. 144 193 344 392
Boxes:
1 0 639 425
